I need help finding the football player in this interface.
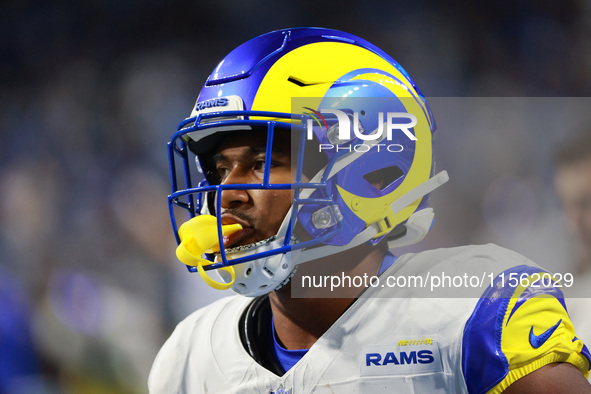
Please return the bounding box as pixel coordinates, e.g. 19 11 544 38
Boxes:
149 28 591 393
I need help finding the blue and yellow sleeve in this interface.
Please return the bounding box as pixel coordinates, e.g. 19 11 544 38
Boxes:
462 265 591 394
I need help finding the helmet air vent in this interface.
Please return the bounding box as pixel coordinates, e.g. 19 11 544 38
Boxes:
363 166 404 191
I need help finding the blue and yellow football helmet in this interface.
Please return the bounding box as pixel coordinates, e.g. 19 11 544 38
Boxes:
168 27 448 296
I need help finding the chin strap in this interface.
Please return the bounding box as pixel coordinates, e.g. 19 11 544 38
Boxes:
386 170 449 248
175 215 243 290
294 170 449 263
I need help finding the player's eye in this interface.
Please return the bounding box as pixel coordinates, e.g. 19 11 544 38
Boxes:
216 165 231 180
253 160 266 172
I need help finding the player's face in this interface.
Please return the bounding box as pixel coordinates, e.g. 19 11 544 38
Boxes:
214 131 292 248
555 156 591 264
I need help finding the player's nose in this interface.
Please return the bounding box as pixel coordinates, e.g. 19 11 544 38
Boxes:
219 167 250 209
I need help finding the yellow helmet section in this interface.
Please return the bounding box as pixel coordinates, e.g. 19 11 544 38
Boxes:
251 41 422 115
251 41 433 233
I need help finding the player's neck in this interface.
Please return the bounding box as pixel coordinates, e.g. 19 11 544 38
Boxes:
268 245 386 350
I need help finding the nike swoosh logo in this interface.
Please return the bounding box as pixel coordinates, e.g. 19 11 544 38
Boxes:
529 319 562 349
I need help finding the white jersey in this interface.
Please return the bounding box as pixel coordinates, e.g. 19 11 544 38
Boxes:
149 244 590 393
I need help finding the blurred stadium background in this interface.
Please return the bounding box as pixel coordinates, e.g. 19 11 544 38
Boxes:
1 1 590 392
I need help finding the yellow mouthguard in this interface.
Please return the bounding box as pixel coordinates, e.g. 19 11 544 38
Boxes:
175 215 243 290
